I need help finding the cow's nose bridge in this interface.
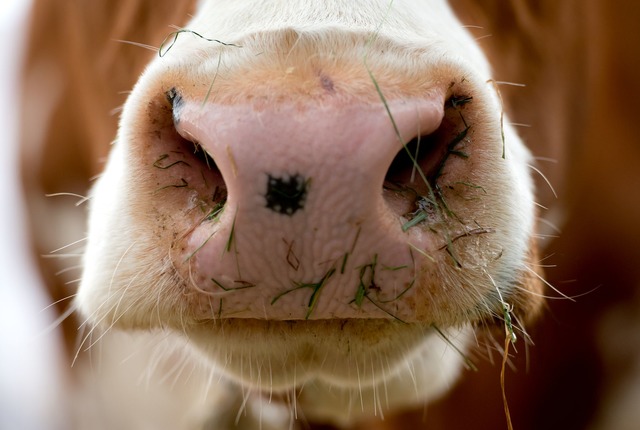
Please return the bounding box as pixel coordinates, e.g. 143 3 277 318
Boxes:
173 97 446 220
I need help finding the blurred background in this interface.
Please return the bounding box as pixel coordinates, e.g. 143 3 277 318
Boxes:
3 0 640 429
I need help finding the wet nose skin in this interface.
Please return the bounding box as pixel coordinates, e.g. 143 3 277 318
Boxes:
172 94 445 321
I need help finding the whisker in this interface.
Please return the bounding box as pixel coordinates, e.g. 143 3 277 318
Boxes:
536 217 562 234
235 385 252 425
528 163 558 199
111 273 141 325
64 278 82 286
355 357 364 413
484 270 519 344
72 319 103 367
109 241 138 295
405 355 419 398
378 353 390 411
72 271 144 365
76 290 114 330
537 252 557 263
533 233 560 239
510 313 533 345
40 303 76 337
114 39 159 52
45 192 90 206
494 81 526 87
42 253 83 259
533 201 549 211
292 363 298 420
49 237 87 254
432 325 478 371
474 33 493 42
527 262 557 268
85 288 151 353
41 293 77 312
170 356 197 392
55 264 83 276
523 265 575 301
109 105 125 116
532 156 558 164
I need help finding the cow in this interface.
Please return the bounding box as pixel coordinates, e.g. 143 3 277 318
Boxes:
15 0 640 429
74 0 544 427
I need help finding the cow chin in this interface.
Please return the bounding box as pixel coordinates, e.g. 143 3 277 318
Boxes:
76 0 543 425
186 320 468 389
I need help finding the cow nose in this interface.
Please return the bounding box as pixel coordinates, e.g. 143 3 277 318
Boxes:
164 89 456 321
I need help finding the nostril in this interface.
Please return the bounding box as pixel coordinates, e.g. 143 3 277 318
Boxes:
385 132 444 185
154 87 228 218
383 94 473 226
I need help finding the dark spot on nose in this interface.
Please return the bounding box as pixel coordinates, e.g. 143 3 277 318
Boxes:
265 174 309 215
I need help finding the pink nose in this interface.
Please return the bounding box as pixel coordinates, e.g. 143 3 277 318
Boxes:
169 91 448 321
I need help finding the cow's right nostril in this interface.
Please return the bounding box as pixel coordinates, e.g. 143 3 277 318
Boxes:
385 94 472 186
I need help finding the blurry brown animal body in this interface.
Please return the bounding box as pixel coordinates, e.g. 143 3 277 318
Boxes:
18 1 640 429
